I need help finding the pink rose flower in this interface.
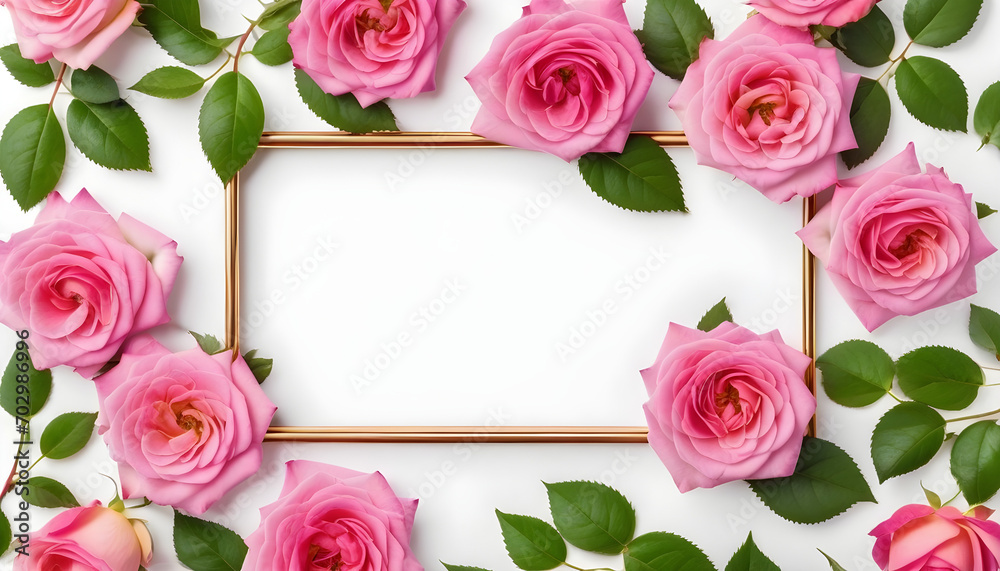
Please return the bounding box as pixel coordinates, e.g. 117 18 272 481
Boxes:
669 15 859 203
747 0 879 29
95 335 277 515
0 0 140 70
0 190 182 377
798 143 997 331
466 0 654 161
243 460 420 571
870 504 1000 570
641 322 815 492
288 0 467 108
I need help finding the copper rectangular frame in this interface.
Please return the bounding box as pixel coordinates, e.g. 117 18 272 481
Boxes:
225 131 817 444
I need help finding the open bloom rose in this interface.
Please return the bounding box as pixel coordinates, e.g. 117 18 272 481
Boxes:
288 0 466 108
95 335 277 515
642 322 815 492
243 460 421 571
871 504 1000 570
0 0 140 70
670 15 858 203
0 190 181 377
747 0 879 28
466 0 654 161
798 143 997 331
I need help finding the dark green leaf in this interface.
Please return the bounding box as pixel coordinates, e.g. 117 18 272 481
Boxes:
635 0 714 80
725 533 779 571
139 0 237 66
190 331 225 355
977 202 997 218
173 510 248 571
0 511 10 557
24 476 80 508
0 104 65 211
67 66 119 104
259 0 302 31
842 77 891 169
623 532 716 571
130 66 205 99
951 421 1000 505
894 56 968 132
250 27 293 66
243 349 272 385
970 304 1000 360
495 510 566 571
67 99 151 171
442 565 491 571
748 437 876 524
896 346 983 410
904 0 983 47
816 339 894 407
199 71 264 184
871 402 946 483
544 481 634 555
819 550 848 571
832 6 896 67
696 298 732 332
39 412 98 459
0 44 55 87
294 68 398 133
974 81 1000 151
578 135 686 213
1 346 52 419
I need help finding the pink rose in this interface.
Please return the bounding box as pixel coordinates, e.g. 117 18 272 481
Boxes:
95 335 277 515
870 504 1000 570
288 0 466 108
641 322 815 492
669 15 859 203
798 144 997 331
0 0 140 70
747 0 879 28
243 460 420 571
466 0 654 161
0 190 182 377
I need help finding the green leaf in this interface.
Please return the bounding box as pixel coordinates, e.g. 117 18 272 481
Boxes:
0 44 55 87
259 0 302 31
696 298 732 332
495 510 566 571
970 304 1000 360
748 437 876 524
139 0 237 66
903 0 983 47
896 346 983 410
544 481 635 555
816 339 894 407
623 532 716 571
67 99 151 171
1 346 52 419
199 71 264 184
250 27 293 66
190 331 225 355
635 0 714 80
922 482 943 509
871 402 946 483
974 81 1000 151
243 349 272 385
0 105 65 211
819 550 848 571
951 421 1000 505
894 56 968 132
724 533 780 571
843 76 891 169
831 6 896 67
578 135 686 213
130 66 206 99
294 68 398 133
67 66 119 104
442 565 491 571
977 202 997 218
173 510 248 571
39 412 98 460
24 476 80 508
0 511 10 557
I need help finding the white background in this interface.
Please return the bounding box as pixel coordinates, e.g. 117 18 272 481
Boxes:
1 0 1000 569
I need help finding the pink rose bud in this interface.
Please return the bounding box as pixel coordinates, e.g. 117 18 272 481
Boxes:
747 0 880 29
14 503 147 571
870 504 1000 570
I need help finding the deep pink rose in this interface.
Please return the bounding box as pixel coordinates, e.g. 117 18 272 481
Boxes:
288 0 466 108
798 143 997 331
870 504 1000 571
641 322 815 492
95 335 277 515
669 15 858 203
747 0 879 28
466 0 654 161
0 190 182 377
0 0 140 70
243 460 421 571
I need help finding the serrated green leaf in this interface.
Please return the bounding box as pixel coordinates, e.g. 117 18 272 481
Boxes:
977 202 997 218
0 44 55 87
259 0 302 31
544 481 634 555
0 104 65 211
0 511 10 556
951 420 1000 505
243 349 272 384
871 402 946 483
974 82 1000 151
442 565 491 571
496 511 566 571
39 412 98 459
896 346 983 410
139 0 237 66
819 550 848 571
173 510 248 571
623 532 716 571
578 135 686 213
24 476 80 508
294 68 398 133
130 66 205 99
842 77 891 169
748 437 875 524
635 0 714 80
970 304 1000 360
251 27 293 66
894 56 968 132
696 298 732 332
1 346 52 419
817 339 894 407
903 0 983 47
725 533 779 571
190 331 225 355
67 66 119 104
67 99 151 171
199 71 264 184
832 6 895 67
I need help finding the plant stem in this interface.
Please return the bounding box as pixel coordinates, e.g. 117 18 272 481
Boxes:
0 439 27 501
945 406 1000 424
48 63 67 109
876 40 914 84
888 391 904 404
233 0 299 74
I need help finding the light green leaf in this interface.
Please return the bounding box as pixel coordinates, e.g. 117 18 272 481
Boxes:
696 298 732 332
970 304 1000 360
39 412 98 459
544 481 634 555
250 27 293 66
896 346 983 410
578 135 686 213
842 77 891 169
24 476 80 508
0 44 55 87
243 349 272 385
67 66 119 104
1 345 52 419
139 0 237 66
623 532 716 571
259 0 302 31
130 66 206 99
173 510 248 571
442 565 491 571
0 104 65 211
496 511 566 571
922 483 943 509
977 202 997 218
817 339 894 407
904 0 983 47
871 402 946 483
190 331 226 355
635 0 714 80
951 421 1000 505
294 68 398 133
974 81 1000 151
67 99 151 171
199 71 264 184
725 533 780 571
832 6 896 67
819 550 848 571
894 56 968 132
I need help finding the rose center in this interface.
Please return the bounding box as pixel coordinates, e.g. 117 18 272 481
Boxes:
553 66 581 96
715 383 742 414
176 414 202 434
308 544 343 571
355 9 387 33
890 230 931 259
747 101 778 126
71 293 83 303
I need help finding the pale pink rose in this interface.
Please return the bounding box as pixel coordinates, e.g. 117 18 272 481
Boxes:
0 0 140 70
747 0 879 28
95 335 277 515
0 190 182 377
870 505 1000 571
642 322 815 492
798 144 997 331
669 15 859 203
288 0 466 108
243 460 421 571
466 0 654 161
